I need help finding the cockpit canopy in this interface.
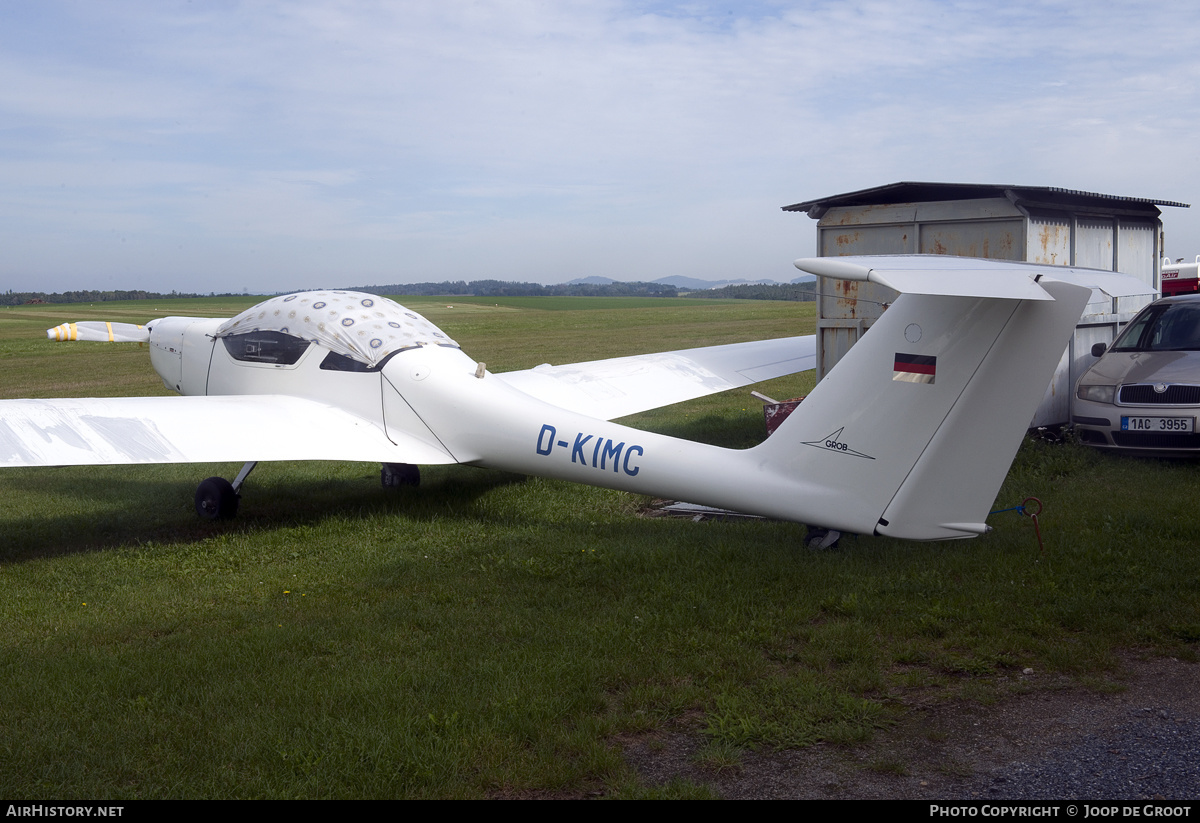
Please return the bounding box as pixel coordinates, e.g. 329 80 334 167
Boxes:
215 291 458 367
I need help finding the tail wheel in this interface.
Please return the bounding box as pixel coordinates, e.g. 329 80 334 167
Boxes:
195 476 240 520
804 526 841 550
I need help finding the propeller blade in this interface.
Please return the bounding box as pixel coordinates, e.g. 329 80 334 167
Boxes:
46 321 149 343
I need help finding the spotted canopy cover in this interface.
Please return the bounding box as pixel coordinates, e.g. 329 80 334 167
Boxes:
215 291 459 366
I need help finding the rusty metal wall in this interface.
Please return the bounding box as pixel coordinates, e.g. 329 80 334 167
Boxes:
1075 216 1115 269
813 281 893 378
818 220 914 256
1027 212 1071 265
815 218 909 378
1116 220 1157 315
918 219 1024 259
813 200 1026 380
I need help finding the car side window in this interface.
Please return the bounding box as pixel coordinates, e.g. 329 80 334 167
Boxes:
222 331 310 365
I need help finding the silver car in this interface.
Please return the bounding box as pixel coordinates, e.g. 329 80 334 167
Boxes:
1073 294 1200 455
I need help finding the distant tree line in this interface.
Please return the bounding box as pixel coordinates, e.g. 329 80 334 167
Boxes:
1 289 210 306
351 279 818 301
688 281 817 301
346 280 680 298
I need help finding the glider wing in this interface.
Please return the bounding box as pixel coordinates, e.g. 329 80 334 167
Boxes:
0 395 455 468
493 335 815 420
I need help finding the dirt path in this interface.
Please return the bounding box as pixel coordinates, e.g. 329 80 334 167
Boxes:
621 655 1200 799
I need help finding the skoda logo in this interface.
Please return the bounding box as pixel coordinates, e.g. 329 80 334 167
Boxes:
1153 383 1169 394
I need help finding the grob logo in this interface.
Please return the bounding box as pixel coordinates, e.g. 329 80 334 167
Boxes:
801 427 874 460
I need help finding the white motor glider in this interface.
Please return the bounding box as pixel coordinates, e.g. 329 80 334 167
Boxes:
2 256 1144 541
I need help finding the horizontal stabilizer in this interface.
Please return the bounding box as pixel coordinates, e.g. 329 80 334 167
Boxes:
495 335 815 420
47 321 149 343
794 255 1152 300
0 395 456 468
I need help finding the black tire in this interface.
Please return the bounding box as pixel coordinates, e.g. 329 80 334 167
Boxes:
380 463 420 488
195 476 239 520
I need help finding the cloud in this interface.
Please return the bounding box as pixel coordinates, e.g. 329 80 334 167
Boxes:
1 0 1198 292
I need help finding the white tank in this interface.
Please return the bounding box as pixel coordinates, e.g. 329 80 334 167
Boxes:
1162 255 1200 296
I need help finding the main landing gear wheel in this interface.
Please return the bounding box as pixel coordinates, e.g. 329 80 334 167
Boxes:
195 476 240 520
381 463 420 488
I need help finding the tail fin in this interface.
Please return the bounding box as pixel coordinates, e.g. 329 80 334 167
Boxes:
756 258 1102 540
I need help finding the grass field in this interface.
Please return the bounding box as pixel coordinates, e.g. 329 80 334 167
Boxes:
0 295 1198 798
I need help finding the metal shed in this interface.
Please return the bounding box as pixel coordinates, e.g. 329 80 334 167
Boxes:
783 182 1190 426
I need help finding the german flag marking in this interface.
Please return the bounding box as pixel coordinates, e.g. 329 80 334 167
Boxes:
893 353 936 384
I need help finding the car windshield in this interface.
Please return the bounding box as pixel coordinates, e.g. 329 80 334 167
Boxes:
1110 302 1200 352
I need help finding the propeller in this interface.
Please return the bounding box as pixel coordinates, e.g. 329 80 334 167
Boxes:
46 321 149 343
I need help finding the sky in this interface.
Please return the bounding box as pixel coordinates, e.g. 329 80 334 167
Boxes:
2 0 1200 295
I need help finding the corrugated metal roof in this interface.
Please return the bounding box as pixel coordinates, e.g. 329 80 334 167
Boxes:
782 182 1190 215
